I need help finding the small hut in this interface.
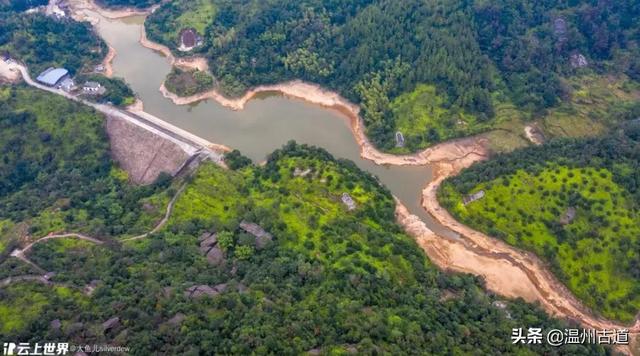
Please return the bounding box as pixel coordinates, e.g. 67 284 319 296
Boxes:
395 131 405 148
462 190 485 205
341 193 357 211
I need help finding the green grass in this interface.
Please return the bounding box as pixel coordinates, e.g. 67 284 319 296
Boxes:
174 0 215 36
145 0 216 50
391 76 640 154
392 84 485 152
0 283 85 334
164 145 418 282
440 165 640 321
484 74 640 153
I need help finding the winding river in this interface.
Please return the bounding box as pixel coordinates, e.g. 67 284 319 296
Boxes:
94 14 457 238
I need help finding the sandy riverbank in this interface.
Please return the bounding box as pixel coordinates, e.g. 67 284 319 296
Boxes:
101 45 115 78
0 60 21 83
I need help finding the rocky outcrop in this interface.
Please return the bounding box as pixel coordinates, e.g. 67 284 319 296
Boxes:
239 221 273 250
198 231 226 266
184 283 227 299
105 116 190 185
206 246 225 266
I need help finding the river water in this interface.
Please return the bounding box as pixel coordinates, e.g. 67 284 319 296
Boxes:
94 15 456 238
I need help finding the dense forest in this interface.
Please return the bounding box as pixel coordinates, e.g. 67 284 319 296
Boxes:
145 0 640 151
0 7 107 75
439 121 640 322
0 0 47 12
0 120 606 353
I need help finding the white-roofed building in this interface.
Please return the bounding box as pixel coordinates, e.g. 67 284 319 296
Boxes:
36 67 69 86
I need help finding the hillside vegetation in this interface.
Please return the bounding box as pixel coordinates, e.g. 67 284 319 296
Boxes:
145 0 215 46
0 85 171 260
146 0 640 151
439 122 640 322
164 67 214 97
0 136 605 353
0 9 106 75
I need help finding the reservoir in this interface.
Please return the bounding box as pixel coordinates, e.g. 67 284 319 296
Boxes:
93 14 456 238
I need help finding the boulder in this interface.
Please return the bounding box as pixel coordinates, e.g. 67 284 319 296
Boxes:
185 285 220 299
200 233 218 249
206 246 225 266
102 317 120 332
255 234 273 250
167 313 186 326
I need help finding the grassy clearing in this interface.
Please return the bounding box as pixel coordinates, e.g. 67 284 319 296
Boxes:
440 164 640 321
166 146 409 278
174 0 215 36
0 283 85 335
145 0 216 50
391 84 489 152
476 74 640 153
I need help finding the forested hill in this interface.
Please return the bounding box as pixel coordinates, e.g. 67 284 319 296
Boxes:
0 5 107 75
439 121 640 321
146 0 640 151
0 0 47 12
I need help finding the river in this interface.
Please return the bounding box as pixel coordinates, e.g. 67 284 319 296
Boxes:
92 14 458 238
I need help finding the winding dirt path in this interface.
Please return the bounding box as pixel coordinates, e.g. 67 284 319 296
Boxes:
122 181 188 242
6 178 189 280
0 275 55 288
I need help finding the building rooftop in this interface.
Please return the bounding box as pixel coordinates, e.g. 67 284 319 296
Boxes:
83 81 101 89
341 193 356 210
180 28 197 48
36 67 68 86
463 190 485 205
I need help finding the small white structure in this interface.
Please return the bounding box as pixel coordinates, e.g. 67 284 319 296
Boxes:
570 53 588 68
82 81 105 95
463 190 485 205
59 78 75 92
341 193 356 211
395 131 405 148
